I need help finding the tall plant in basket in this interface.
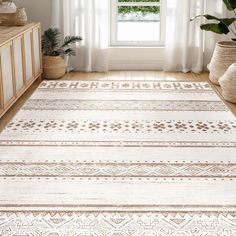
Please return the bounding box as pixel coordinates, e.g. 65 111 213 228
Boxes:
191 0 236 85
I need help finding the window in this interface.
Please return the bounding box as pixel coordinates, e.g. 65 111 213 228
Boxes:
110 0 166 46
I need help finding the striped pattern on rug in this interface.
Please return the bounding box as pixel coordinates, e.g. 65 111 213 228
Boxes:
0 80 236 235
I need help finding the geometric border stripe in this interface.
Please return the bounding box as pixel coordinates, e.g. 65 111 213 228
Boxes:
22 99 227 111
38 80 213 91
1 141 236 147
0 163 236 178
0 211 236 235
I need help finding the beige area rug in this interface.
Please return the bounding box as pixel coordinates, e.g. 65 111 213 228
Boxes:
0 80 236 235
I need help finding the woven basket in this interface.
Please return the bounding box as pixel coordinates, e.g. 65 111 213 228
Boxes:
43 56 66 80
0 7 27 26
219 63 236 103
208 41 236 85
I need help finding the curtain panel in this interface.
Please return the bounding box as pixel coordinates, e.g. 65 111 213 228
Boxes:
52 0 228 72
164 0 228 73
52 0 110 72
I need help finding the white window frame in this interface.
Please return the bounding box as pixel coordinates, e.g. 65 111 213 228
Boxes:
110 0 166 47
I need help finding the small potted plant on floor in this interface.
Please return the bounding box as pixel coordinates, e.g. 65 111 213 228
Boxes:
191 0 236 85
42 28 82 79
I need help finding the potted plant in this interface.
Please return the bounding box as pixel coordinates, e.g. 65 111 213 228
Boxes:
191 0 236 85
42 28 82 79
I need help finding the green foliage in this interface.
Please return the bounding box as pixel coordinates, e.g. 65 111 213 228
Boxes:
42 28 82 57
191 1 236 39
42 28 60 56
119 6 160 15
201 22 231 34
223 0 236 10
61 36 82 56
118 0 160 15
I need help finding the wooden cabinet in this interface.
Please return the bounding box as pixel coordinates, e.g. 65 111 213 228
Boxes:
0 23 42 118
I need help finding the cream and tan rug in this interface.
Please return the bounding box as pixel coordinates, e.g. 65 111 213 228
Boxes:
0 80 236 235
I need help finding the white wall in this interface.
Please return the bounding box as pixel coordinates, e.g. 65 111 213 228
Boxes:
109 47 164 70
14 0 52 32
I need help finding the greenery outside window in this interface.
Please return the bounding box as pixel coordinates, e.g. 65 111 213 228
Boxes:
110 0 166 46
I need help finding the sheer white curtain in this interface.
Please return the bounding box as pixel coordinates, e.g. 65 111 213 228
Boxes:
164 0 227 73
52 0 110 72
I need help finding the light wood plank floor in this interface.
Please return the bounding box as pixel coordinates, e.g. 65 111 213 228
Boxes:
0 71 235 131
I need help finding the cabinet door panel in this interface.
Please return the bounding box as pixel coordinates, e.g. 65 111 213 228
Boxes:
0 43 14 106
13 37 24 94
24 31 33 82
0 59 3 114
33 27 41 76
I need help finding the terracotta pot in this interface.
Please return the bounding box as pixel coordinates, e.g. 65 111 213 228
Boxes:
219 63 236 103
42 56 66 80
208 41 236 85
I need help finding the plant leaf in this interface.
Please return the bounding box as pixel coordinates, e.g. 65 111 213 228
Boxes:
223 0 236 10
191 14 236 26
42 28 82 56
61 36 82 49
63 48 76 56
200 22 230 34
42 28 61 56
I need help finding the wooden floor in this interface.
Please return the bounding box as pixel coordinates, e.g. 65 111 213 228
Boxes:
0 71 235 131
